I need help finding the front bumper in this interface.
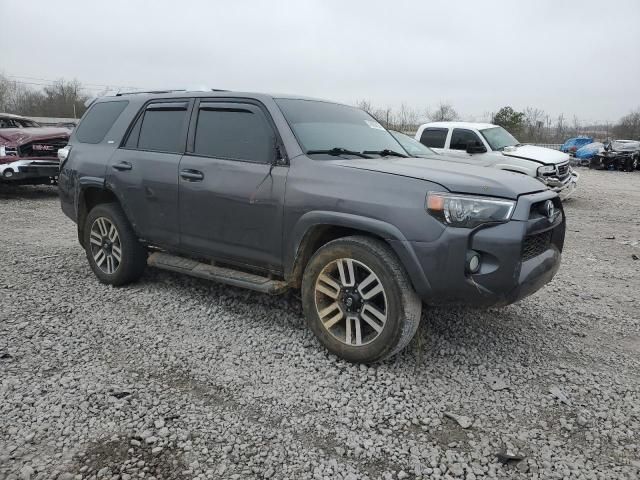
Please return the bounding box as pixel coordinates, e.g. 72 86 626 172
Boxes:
540 170 579 201
399 190 564 307
0 159 59 183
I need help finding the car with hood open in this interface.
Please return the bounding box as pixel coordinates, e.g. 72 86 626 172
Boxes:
0 113 69 185
59 91 565 363
415 122 579 200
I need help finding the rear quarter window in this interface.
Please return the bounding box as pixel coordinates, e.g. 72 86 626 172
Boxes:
420 128 448 148
75 101 128 144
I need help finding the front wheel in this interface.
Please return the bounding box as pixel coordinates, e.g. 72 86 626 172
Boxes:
301 236 422 363
84 203 147 286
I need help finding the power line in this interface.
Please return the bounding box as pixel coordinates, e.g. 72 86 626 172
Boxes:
6 74 140 90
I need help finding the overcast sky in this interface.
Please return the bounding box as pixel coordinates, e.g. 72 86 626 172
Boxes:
2 0 639 122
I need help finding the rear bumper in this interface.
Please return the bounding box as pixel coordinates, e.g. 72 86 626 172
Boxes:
396 191 565 307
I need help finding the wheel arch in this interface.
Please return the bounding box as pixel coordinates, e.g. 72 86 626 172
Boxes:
76 182 121 248
286 211 431 297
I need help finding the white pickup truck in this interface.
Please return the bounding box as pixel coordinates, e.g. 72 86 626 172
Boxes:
415 122 579 200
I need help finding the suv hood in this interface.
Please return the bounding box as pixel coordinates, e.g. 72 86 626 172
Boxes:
501 144 570 165
0 127 70 146
330 156 545 200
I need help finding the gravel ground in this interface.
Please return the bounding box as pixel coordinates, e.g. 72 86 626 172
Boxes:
1 168 639 480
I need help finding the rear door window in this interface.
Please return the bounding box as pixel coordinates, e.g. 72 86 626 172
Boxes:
450 129 483 150
193 103 274 163
419 128 448 148
125 102 189 153
75 101 128 144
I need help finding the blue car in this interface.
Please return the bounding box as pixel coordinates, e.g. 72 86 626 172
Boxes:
561 137 594 155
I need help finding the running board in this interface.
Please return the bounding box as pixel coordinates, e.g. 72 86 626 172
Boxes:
147 252 288 295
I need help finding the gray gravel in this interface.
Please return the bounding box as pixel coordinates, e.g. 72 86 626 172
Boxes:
1 168 639 480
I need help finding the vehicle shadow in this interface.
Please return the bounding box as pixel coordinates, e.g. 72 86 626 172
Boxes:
142 267 551 371
403 302 555 372
0 184 59 200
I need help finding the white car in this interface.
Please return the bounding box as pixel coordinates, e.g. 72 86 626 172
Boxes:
415 122 579 200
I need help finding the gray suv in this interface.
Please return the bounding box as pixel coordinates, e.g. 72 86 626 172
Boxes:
58 91 565 363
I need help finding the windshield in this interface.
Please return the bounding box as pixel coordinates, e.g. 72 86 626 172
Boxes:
479 126 519 151
275 99 406 156
0 117 41 128
390 130 436 157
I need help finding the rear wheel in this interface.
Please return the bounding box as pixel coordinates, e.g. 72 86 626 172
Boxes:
84 203 147 286
301 236 422 363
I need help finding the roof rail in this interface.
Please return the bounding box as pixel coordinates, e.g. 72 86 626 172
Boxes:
115 88 229 96
115 89 186 96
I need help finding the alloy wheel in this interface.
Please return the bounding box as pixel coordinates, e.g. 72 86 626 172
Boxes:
89 217 122 275
314 258 388 346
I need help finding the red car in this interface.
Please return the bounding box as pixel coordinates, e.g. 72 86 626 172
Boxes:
0 113 70 185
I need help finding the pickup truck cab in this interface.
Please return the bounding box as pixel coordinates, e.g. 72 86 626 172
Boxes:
59 92 565 363
415 122 579 200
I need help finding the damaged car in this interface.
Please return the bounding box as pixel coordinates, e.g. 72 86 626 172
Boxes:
415 122 579 200
589 139 640 172
0 113 69 185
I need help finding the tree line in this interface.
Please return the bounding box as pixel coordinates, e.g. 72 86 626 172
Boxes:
357 100 640 144
1 73 638 142
0 74 90 119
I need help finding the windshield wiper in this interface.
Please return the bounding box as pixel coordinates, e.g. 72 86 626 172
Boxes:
306 148 372 159
362 149 407 158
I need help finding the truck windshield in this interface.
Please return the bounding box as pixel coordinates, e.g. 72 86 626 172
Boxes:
479 126 520 151
275 98 406 156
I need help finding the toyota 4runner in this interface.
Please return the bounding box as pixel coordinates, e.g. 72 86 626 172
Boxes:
59 91 565 363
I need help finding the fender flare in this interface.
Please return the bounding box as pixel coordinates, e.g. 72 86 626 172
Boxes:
286 210 432 298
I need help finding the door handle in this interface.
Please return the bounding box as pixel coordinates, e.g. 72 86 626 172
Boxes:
180 169 204 181
112 161 132 171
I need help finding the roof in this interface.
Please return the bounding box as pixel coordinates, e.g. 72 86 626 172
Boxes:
421 121 497 130
102 90 342 105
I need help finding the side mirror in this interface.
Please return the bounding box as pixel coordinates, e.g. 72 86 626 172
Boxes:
466 142 487 154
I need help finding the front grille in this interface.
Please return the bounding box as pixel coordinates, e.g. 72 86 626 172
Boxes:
522 230 552 261
529 198 561 220
18 138 68 158
557 163 569 176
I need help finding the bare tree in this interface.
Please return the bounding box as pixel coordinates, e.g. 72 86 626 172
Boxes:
613 108 640 139
555 114 566 143
428 102 458 122
522 107 546 142
572 115 581 137
0 73 88 117
355 99 374 115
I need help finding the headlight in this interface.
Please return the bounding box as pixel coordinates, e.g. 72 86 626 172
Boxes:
537 165 555 176
426 192 516 228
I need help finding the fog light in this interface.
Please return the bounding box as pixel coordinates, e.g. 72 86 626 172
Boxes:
466 251 481 274
3 169 14 178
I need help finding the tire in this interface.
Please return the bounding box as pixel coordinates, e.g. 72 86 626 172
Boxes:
84 202 147 286
301 236 422 363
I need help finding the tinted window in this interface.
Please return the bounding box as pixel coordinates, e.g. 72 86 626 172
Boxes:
75 101 128 144
137 106 187 153
419 128 447 148
450 129 483 150
124 113 143 148
194 106 274 163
